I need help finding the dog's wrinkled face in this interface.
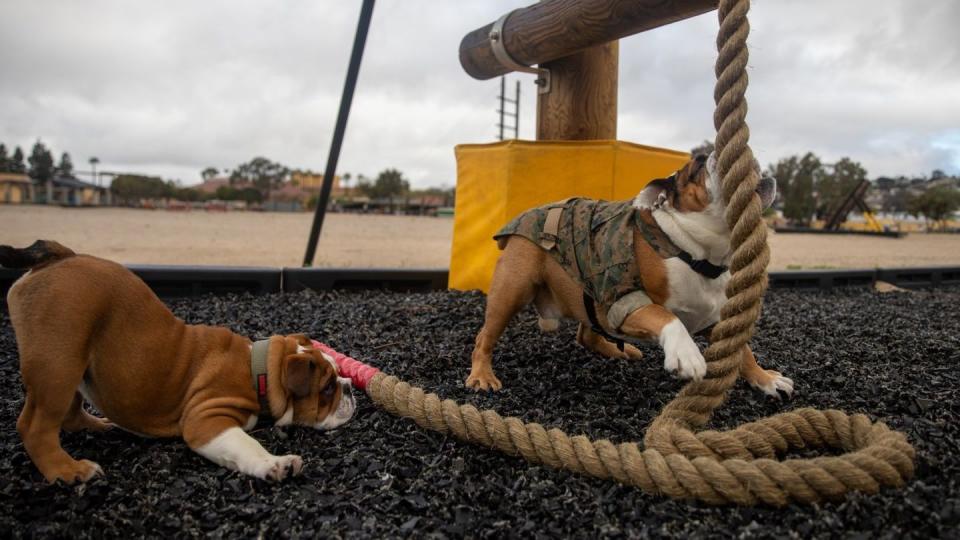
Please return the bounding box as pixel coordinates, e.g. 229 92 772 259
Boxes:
282 344 356 430
637 152 777 212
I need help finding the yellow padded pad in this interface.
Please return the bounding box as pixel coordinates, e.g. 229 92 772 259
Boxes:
450 140 689 292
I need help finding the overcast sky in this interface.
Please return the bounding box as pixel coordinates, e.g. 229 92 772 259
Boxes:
1 1 958 188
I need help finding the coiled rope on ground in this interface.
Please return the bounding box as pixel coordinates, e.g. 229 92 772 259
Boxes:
347 0 916 506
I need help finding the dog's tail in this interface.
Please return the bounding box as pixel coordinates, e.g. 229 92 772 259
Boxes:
0 240 76 269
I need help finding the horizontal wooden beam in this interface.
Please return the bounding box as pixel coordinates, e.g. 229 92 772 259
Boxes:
460 0 718 80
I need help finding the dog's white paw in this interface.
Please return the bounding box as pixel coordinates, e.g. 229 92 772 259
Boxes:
660 320 706 381
750 370 794 398
253 454 304 482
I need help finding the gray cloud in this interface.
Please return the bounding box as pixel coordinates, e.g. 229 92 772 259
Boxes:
1 0 957 188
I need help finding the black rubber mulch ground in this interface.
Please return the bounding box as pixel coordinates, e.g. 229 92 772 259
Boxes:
1 286 959 539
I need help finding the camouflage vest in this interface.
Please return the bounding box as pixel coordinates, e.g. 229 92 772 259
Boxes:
494 198 680 330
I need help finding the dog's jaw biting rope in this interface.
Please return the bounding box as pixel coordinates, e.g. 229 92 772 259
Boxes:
315 0 915 506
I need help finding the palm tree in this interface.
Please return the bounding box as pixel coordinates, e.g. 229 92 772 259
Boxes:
89 157 100 186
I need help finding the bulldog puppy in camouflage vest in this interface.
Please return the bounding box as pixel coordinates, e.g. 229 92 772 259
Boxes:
466 153 793 398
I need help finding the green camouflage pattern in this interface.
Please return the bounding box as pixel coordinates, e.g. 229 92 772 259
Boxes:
494 198 679 312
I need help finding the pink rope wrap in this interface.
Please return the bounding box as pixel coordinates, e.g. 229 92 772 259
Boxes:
311 340 380 391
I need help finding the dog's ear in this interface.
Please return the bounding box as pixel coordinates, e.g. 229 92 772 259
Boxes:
283 353 316 398
636 176 676 210
286 333 313 348
676 154 708 187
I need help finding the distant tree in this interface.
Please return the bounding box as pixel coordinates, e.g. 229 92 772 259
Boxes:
362 168 409 199
176 187 204 202
57 152 74 177
0 144 9 172
930 169 946 180
342 172 352 194
111 174 173 202
201 167 219 181
28 140 55 184
239 187 263 203
779 153 824 226
10 147 27 174
354 174 371 196
767 156 799 209
690 140 714 157
907 186 960 230
230 157 289 196
88 156 100 185
816 157 867 218
215 185 262 203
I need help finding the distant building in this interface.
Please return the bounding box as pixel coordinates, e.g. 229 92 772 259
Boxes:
0 173 34 204
35 176 110 206
265 183 307 212
290 170 343 196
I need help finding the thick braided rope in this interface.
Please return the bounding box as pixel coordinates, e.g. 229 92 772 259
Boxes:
356 0 916 506
366 375 914 506
645 0 768 455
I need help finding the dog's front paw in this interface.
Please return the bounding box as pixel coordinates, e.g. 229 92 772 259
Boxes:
465 368 502 392
660 320 706 381
253 454 303 482
749 370 794 399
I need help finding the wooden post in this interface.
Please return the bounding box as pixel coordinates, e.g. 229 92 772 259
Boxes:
537 42 618 140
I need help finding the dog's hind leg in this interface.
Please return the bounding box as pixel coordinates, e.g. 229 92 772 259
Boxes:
466 241 540 392
15 333 103 484
739 346 794 398
18 378 104 484
576 324 643 360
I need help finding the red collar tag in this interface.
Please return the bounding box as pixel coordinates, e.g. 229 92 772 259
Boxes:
257 374 268 396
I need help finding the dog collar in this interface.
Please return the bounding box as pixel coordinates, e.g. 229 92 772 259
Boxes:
250 339 274 426
677 251 728 279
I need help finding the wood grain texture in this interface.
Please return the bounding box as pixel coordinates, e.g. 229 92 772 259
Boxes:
537 42 618 140
460 0 717 80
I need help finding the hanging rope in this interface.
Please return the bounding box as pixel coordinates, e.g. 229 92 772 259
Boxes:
318 0 916 506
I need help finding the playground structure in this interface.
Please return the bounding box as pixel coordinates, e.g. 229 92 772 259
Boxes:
824 180 883 233
776 178 906 238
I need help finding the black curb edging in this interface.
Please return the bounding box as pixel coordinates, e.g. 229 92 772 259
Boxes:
2 265 958 304
128 265 282 297
773 227 906 238
283 267 448 294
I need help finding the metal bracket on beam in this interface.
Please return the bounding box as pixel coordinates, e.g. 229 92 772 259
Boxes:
489 10 551 94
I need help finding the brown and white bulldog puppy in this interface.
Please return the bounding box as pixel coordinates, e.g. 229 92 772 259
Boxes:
466 152 793 398
2 241 356 485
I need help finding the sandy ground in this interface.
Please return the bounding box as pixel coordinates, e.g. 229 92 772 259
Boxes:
2 205 959 269
0 206 451 268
